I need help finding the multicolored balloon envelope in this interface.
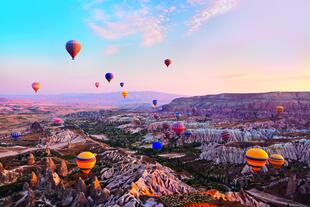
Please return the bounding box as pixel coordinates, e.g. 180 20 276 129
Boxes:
164 59 171 67
66 40 81 60
172 122 185 135
269 154 285 169
245 148 269 173
76 152 96 174
32 82 41 93
152 141 162 150
11 132 21 140
105 73 114 82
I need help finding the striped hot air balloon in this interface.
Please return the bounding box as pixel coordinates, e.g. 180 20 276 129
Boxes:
245 148 269 173
76 152 96 174
276 105 284 114
172 122 185 135
66 40 81 60
269 154 285 169
221 131 230 142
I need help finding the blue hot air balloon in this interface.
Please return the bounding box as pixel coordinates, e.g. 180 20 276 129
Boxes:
152 99 158 107
184 130 192 138
152 141 162 151
105 73 114 82
175 112 181 120
11 132 21 140
120 82 124 87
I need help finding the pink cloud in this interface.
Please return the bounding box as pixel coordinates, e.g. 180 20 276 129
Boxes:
87 7 165 46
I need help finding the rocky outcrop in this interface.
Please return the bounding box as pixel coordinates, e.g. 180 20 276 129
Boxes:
58 159 68 177
30 171 38 188
199 140 310 167
27 153 35 165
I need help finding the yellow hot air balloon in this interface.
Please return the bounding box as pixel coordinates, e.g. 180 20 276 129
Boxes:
245 148 269 173
269 154 285 169
276 105 284 114
122 91 128 98
76 152 96 174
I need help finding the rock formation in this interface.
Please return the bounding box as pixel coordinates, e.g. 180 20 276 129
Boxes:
27 153 35 165
58 159 68 177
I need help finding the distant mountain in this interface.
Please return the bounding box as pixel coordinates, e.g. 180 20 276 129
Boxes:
162 92 310 118
1 91 183 106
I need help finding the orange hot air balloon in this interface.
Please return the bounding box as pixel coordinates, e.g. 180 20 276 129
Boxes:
32 82 41 93
122 91 128 98
269 154 285 169
76 152 96 174
164 59 171 67
245 148 269 173
276 106 284 114
95 82 100 88
66 40 81 60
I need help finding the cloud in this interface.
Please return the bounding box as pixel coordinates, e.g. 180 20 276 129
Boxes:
86 3 171 46
105 45 120 55
188 0 239 34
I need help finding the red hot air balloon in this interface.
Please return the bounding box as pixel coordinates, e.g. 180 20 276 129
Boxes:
53 118 63 125
32 82 41 93
66 40 81 60
164 59 171 67
172 122 185 135
95 82 100 88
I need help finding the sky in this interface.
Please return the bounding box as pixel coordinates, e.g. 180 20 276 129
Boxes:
1 0 310 96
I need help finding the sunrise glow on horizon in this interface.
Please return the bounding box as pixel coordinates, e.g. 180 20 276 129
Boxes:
1 0 310 96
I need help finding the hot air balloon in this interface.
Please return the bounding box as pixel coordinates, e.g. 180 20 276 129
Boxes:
122 91 128 98
152 141 162 151
105 73 114 82
184 130 192 138
172 122 185 135
32 82 41 93
269 154 285 169
164 59 171 67
95 82 100 88
120 82 124 87
152 100 158 107
175 112 181 120
221 131 230 143
245 148 269 173
53 118 63 125
66 40 81 60
76 152 96 174
11 132 21 141
276 106 284 114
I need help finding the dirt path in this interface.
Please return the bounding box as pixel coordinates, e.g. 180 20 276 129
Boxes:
247 189 308 207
